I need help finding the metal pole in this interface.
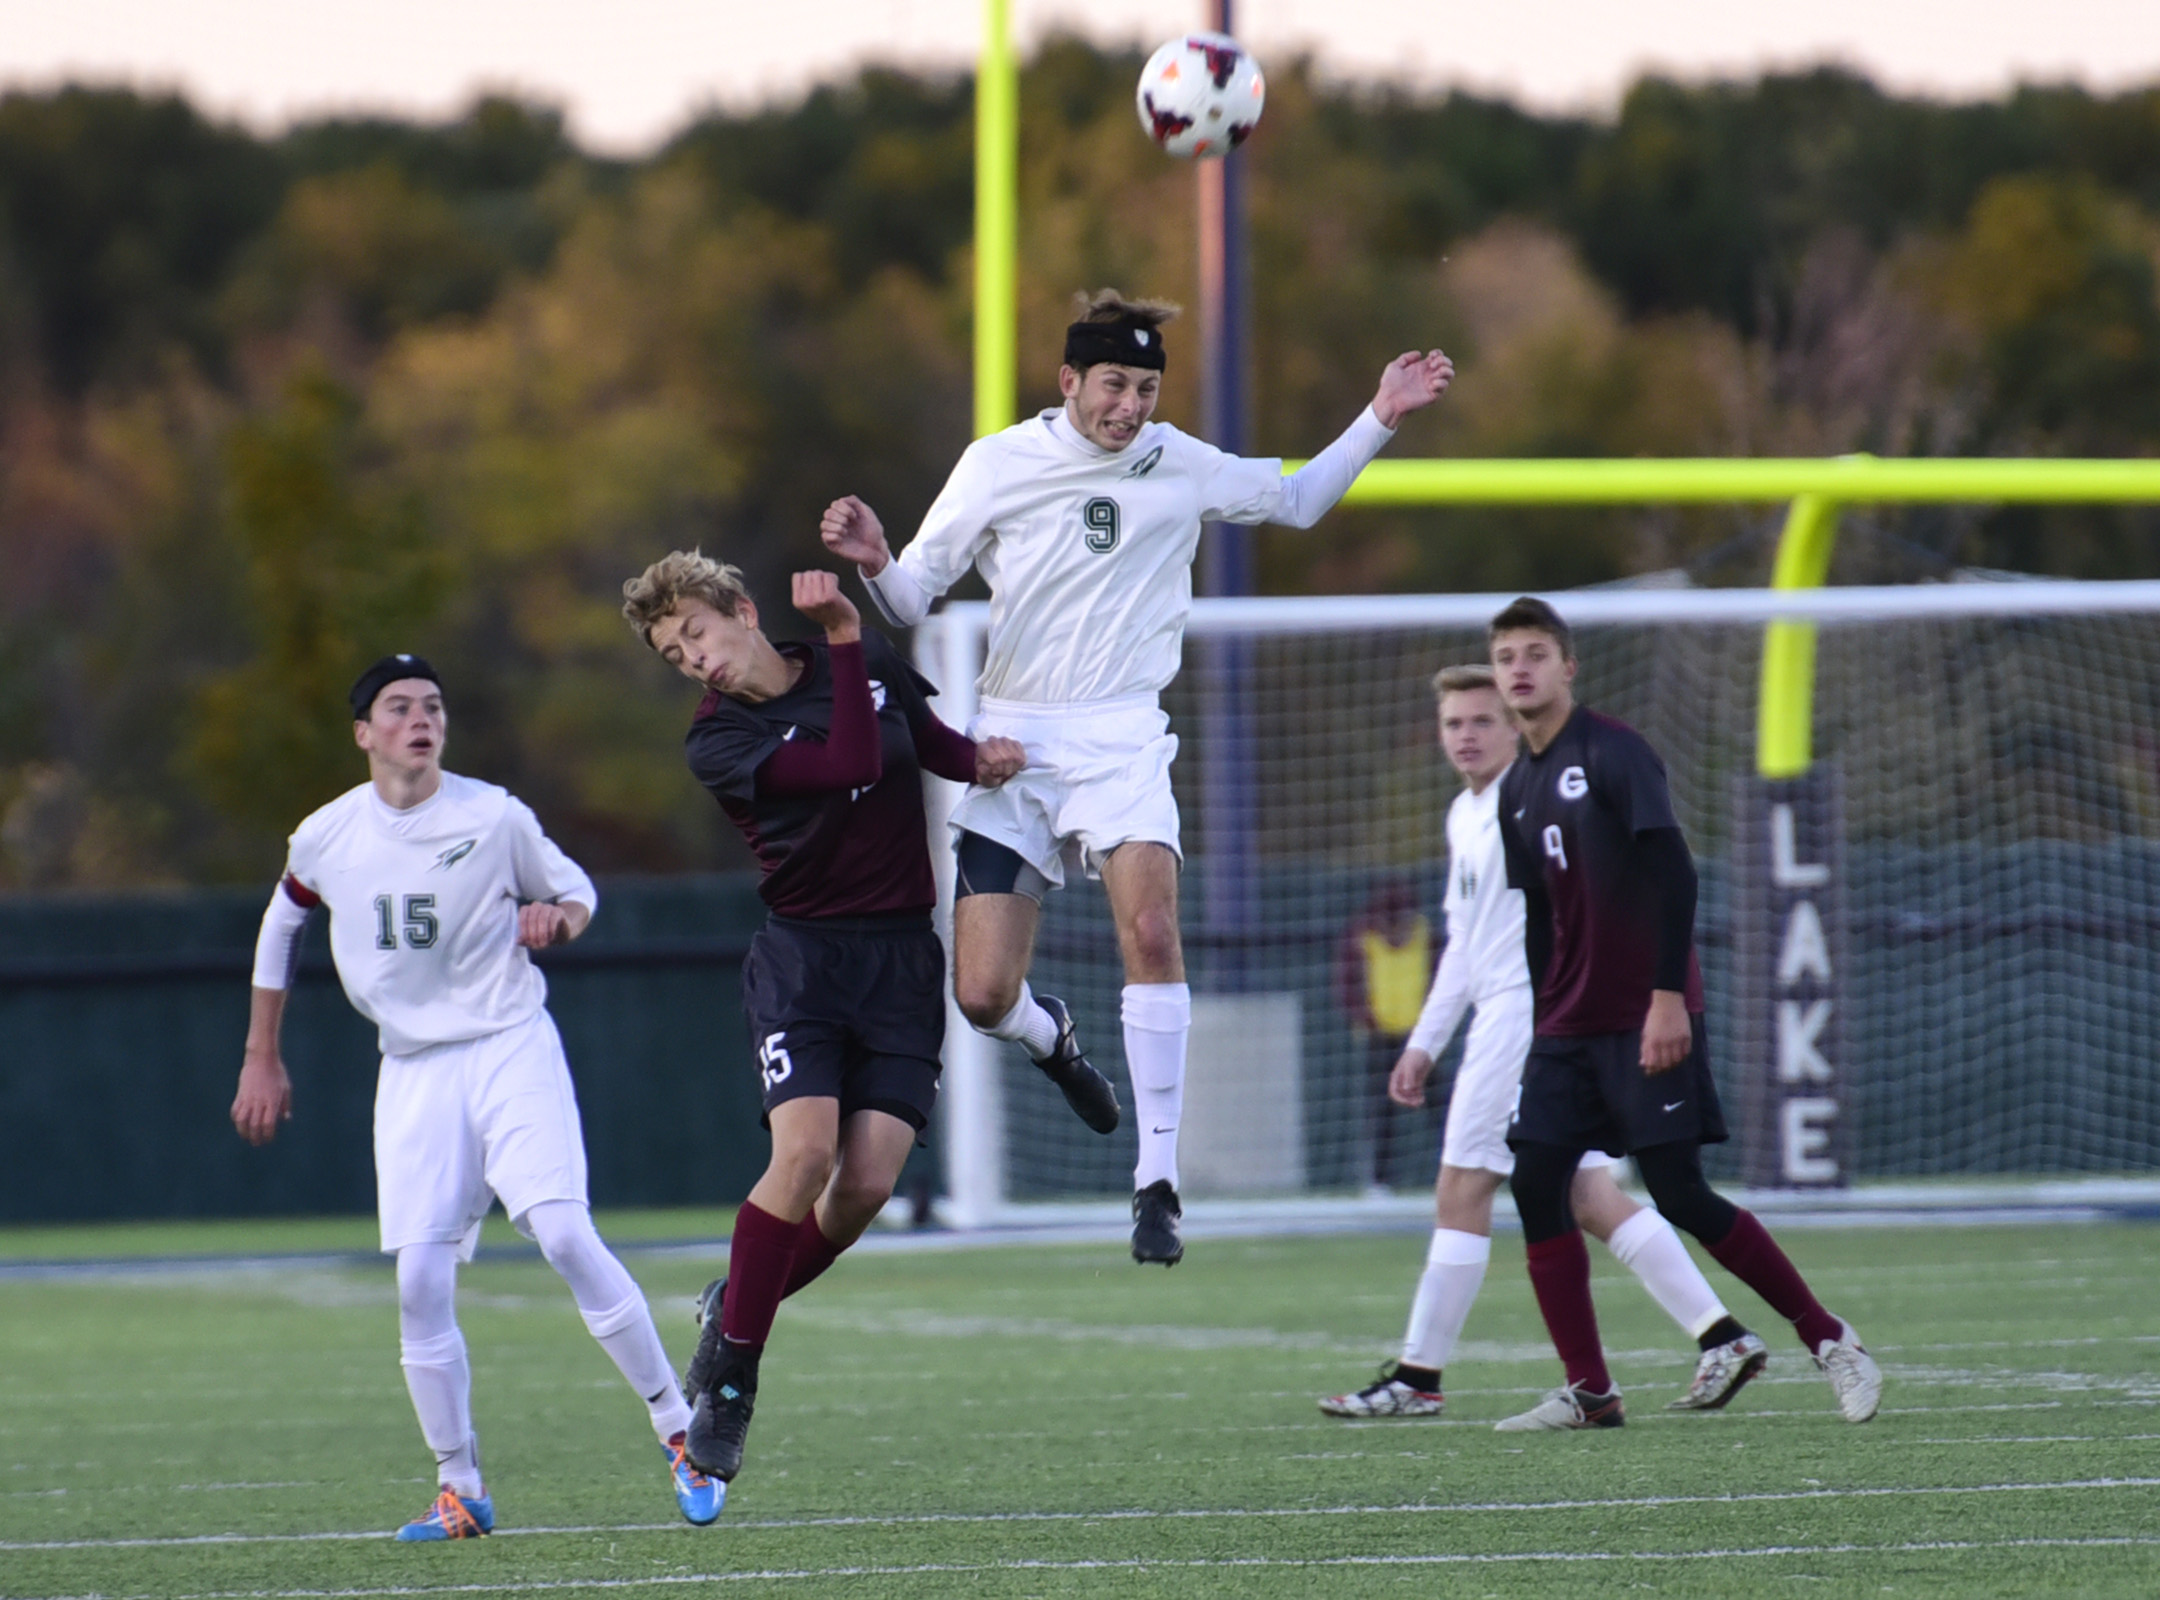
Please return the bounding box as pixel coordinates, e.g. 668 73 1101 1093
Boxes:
1196 0 1256 986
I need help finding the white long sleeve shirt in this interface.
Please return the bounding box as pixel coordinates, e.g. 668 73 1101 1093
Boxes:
1406 766 1532 1059
865 405 1395 705
251 773 596 1057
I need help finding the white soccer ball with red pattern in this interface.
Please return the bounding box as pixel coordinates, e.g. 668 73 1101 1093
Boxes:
1135 32 1265 160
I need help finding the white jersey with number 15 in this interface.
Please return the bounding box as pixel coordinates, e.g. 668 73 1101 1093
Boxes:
280 773 597 1058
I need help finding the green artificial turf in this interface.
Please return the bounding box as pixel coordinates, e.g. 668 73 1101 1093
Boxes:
2 1219 2156 1598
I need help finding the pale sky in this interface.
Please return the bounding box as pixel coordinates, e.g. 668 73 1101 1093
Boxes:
4 1 2158 155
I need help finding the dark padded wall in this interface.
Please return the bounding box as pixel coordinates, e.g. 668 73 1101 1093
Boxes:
0 876 771 1223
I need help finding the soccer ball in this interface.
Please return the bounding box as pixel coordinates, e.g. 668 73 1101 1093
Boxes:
1135 32 1265 160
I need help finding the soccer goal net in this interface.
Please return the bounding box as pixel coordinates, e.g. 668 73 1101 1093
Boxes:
914 580 2160 1219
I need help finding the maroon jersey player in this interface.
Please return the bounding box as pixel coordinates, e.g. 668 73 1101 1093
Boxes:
620 553 1037 1493
1490 596 1882 1432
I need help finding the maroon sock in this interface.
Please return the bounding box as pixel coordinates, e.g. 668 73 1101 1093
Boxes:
782 1212 847 1298
719 1200 800 1351
1707 1208 1842 1351
1524 1231 1613 1394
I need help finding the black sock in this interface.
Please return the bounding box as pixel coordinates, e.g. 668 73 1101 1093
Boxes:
1392 1362 1441 1392
1697 1315 1750 1352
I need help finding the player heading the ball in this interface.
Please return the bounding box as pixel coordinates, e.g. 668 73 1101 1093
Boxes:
231 656 721 1539
1491 598 1883 1429
821 289 1453 1264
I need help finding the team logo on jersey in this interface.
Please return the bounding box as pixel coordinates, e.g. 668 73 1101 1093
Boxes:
868 680 889 710
1557 766 1588 801
432 839 477 871
1121 445 1163 480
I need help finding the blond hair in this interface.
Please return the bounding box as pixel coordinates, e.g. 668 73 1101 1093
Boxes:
1431 663 1498 698
621 550 751 647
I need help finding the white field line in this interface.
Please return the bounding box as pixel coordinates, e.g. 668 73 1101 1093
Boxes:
6 1350 2156 1425
6 1376 2149 1445
1902 1433 2160 1445
11 1325 2153 1410
2 1404 2111 1497
776 1308 2160 1370
7 1476 2158 1553
19 1535 2160 1600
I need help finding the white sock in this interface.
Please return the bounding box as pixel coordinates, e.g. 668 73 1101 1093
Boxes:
400 1329 483 1498
397 1243 481 1497
1607 1206 1730 1339
582 1296 695 1441
1401 1228 1491 1373
526 1199 694 1441
987 982 1060 1060
1123 982 1191 1192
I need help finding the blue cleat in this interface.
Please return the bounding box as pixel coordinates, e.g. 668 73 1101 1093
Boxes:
394 1486 494 1541
665 1431 726 1524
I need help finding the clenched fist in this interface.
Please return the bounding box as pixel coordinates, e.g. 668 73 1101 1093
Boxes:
819 496 891 576
793 570 861 643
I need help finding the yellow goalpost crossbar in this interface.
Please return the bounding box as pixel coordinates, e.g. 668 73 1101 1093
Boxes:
1299 457 2160 777
1314 455 2160 506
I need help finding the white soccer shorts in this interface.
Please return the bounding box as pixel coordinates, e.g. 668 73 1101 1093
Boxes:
952 694 1181 890
1441 986 1617 1178
373 1008 590 1259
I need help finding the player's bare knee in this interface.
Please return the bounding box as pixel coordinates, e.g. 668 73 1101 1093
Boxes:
955 972 1021 1032
1120 905 1183 979
767 1143 837 1209
828 1169 896 1230
1570 1173 1635 1242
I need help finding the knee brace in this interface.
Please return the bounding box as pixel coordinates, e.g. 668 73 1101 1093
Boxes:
1632 1142 1739 1244
395 1242 459 1343
524 1199 640 1315
1508 1143 1583 1244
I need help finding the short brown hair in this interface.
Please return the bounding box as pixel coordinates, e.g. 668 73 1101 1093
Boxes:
621 550 751 648
1488 596 1574 660
1431 663 1498 698
1072 287 1181 330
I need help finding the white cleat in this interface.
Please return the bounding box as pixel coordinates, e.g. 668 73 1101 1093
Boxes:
1318 1367 1444 1419
1814 1319 1883 1423
1494 1384 1625 1432
1668 1331 1770 1411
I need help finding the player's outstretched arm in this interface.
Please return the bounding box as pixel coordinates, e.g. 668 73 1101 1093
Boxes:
233 987 293 1145
1259 349 1454 530
1370 349 1454 429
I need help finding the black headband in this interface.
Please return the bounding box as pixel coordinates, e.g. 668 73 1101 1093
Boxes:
349 653 442 720
1064 319 1167 372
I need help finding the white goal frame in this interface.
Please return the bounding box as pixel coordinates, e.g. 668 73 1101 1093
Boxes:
915 578 2160 1227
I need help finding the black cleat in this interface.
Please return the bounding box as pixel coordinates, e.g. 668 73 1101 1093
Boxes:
682 1276 727 1399
685 1340 758 1482
1131 1179 1184 1266
1034 994 1121 1134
